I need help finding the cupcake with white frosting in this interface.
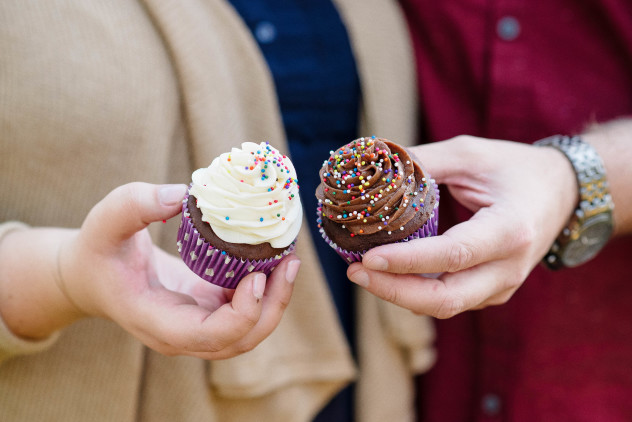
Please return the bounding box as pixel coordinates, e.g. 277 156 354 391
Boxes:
177 141 302 288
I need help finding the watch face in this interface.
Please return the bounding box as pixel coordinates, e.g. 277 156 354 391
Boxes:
561 214 613 267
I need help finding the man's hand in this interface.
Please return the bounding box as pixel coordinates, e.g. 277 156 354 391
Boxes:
347 136 577 317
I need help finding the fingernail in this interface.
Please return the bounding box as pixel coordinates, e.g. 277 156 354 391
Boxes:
349 269 369 287
158 184 187 206
364 255 388 271
253 273 266 299
285 260 300 284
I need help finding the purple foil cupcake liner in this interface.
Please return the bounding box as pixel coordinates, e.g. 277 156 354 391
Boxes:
177 198 294 289
317 183 440 264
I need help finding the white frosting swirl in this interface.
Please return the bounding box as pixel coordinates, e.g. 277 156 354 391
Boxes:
189 142 302 248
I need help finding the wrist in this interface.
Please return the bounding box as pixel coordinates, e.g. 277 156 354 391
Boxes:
0 227 85 339
582 121 632 236
534 135 614 269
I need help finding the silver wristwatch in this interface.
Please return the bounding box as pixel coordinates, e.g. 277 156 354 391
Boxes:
534 135 614 270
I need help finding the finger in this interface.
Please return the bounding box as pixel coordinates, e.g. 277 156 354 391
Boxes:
408 136 489 182
193 271 267 351
361 207 530 275
471 288 516 309
131 272 265 355
469 260 526 309
212 255 298 358
153 247 227 311
83 182 187 247
347 260 509 318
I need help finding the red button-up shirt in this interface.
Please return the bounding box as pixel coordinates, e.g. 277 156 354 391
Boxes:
399 1 632 420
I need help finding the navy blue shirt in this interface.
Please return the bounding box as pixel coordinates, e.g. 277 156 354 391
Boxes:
226 1 361 421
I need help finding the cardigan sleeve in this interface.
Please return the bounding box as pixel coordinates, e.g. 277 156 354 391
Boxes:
0 221 60 364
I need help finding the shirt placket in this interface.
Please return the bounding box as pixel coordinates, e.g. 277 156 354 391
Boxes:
485 0 532 143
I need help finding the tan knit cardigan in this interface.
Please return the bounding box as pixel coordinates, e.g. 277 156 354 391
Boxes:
0 1 435 421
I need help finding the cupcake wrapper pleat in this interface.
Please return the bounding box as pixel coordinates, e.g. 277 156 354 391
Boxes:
178 197 294 289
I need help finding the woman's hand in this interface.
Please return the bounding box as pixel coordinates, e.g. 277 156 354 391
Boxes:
346 136 577 317
1 183 299 359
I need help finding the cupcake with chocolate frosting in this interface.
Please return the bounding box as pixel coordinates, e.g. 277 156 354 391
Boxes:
316 136 438 263
178 141 302 288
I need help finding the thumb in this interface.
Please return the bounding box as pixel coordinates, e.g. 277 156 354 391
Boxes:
409 136 486 183
82 182 187 247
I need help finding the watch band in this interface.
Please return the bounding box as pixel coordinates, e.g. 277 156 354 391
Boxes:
534 135 614 269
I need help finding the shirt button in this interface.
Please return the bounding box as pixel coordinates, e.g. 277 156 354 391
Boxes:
481 393 502 416
497 16 521 41
254 21 277 44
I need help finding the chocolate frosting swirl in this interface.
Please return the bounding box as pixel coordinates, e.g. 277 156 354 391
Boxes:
316 137 436 251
